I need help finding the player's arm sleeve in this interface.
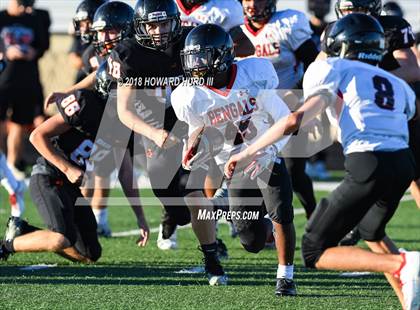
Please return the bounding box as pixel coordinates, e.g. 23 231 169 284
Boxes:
55 90 93 127
386 17 416 51
171 87 205 136
303 60 339 104
285 11 314 52
108 46 134 83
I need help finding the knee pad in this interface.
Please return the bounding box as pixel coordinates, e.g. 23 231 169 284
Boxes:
237 219 267 254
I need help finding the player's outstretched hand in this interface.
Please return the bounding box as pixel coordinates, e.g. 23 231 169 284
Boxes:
224 150 253 179
44 92 67 111
152 129 180 149
136 219 150 247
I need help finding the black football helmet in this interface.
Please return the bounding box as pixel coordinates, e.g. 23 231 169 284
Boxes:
179 0 207 7
382 1 403 18
91 1 134 56
73 0 107 43
133 0 182 50
243 0 276 23
326 13 385 64
17 0 35 7
181 24 235 79
335 0 382 18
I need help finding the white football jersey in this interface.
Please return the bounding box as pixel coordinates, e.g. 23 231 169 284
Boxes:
175 0 244 32
171 58 291 165
241 9 313 89
303 58 416 155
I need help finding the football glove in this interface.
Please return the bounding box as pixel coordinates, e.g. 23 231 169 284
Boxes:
243 145 278 180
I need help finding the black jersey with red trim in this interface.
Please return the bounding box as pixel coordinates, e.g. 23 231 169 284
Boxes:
107 27 192 137
81 44 103 76
321 15 415 71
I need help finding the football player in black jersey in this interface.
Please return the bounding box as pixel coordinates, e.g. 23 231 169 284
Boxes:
78 1 134 237
317 0 420 245
70 0 106 83
110 0 226 285
0 64 150 262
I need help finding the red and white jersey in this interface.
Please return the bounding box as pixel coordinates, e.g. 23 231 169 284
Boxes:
241 9 313 89
171 58 291 165
303 58 416 155
175 0 243 32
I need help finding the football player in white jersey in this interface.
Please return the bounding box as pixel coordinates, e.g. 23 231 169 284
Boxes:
173 24 298 296
225 14 419 310
175 0 255 57
240 0 319 219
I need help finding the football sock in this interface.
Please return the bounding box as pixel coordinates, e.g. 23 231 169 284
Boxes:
201 242 218 255
93 208 108 227
0 153 25 217
277 264 294 280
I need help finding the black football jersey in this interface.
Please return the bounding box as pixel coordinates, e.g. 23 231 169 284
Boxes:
321 15 415 71
81 44 103 76
39 90 116 177
107 28 192 137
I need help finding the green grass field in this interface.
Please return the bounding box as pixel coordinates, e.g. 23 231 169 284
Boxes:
0 185 419 309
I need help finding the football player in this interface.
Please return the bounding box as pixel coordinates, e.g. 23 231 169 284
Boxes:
173 24 297 295
70 0 106 82
225 14 419 310
322 0 420 243
175 0 254 57
79 0 134 237
109 0 227 284
240 0 319 218
0 64 150 262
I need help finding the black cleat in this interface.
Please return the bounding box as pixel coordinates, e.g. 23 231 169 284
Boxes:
339 229 361 246
4 216 28 242
275 278 297 296
200 247 228 286
0 242 11 261
216 238 229 260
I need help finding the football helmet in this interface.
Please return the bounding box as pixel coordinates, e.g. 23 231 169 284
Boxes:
95 62 113 100
91 1 134 56
181 24 234 78
335 0 382 18
133 0 182 50
17 0 35 7
73 0 107 43
326 13 385 65
179 0 207 7
382 1 403 18
243 0 276 23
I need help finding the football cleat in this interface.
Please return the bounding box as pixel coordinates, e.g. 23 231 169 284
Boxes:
275 278 297 296
0 242 11 261
157 224 177 250
97 222 112 238
339 228 361 246
398 252 420 310
200 247 228 286
4 216 28 242
216 238 229 260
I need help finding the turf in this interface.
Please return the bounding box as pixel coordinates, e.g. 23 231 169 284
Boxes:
0 186 419 309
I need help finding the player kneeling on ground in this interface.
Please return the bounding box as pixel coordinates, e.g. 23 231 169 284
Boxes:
225 14 420 310
172 24 297 295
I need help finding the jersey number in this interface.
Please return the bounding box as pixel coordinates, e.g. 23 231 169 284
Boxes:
70 139 111 167
225 118 258 146
107 57 121 79
373 75 394 110
61 94 80 117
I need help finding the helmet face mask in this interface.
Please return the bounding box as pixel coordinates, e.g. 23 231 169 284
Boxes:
134 0 182 50
181 24 235 80
327 13 385 65
92 29 124 56
243 0 276 23
335 0 382 18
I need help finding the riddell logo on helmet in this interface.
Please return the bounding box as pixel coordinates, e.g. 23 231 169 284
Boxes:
357 52 381 61
148 11 168 21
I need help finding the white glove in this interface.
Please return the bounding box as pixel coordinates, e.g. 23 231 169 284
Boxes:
243 145 278 180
